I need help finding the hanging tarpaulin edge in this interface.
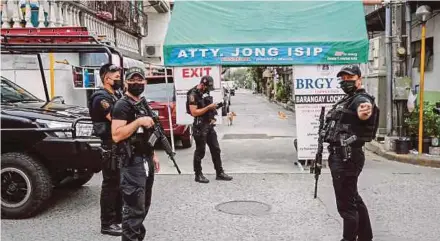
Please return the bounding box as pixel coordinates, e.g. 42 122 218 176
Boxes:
163 0 369 67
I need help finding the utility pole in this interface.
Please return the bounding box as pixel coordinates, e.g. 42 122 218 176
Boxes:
391 1 404 136
405 1 412 85
385 3 393 136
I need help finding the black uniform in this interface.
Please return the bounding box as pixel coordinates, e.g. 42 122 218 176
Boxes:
112 95 155 241
187 85 232 183
88 88 122 230
324 88 378 241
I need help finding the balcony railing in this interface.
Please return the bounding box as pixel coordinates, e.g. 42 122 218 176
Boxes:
77 0 147 37
0 0 147 55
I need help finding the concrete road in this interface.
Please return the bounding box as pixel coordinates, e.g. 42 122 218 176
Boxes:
158 88 299 175
2 89 439 241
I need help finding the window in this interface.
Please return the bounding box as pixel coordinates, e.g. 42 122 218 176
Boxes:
1 76 42 103
411 37 434 72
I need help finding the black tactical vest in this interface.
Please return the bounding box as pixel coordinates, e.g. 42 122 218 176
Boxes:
186 86 204 115
323 91 380 146
122 95 154 156
88 88 118 140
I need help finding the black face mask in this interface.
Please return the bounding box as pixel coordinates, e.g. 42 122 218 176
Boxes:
340 80 357 94
112 79 122 90
127 83 145 96
203 84 214 94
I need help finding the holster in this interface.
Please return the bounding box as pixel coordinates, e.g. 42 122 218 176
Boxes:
104 141 123 171
340 145 352 162
329 145 352 162
118 141 133 168
194 117 204 126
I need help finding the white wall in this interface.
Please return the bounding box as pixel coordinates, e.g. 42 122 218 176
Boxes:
1 53 88 107
411 13 440 94
141 10 171 66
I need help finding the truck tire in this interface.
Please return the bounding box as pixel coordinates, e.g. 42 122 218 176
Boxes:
182 127 193 148
182 139 193 148
58 172 94 189
1 152 53 219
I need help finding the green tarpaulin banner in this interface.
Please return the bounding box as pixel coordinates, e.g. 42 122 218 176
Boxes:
163 0 369 66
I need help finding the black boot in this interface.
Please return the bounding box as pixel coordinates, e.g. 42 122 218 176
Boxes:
195 173 209 183
216 172 233 181
101 223 122 236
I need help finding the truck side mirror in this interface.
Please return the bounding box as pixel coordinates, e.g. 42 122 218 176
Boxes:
51 96 65 104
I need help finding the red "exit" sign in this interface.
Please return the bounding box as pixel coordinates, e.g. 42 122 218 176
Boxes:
182 67 212 78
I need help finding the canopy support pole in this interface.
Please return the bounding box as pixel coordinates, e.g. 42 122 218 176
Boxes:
165 67 176 153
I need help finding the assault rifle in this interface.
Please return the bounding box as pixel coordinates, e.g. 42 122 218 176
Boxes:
311 106 325 199
134 97 181 174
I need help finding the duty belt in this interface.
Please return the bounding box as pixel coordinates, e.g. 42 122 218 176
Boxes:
329 146 363 152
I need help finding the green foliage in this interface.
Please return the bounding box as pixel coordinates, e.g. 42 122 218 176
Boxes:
246 67 265 93
404 101 440 137
275 81 290 103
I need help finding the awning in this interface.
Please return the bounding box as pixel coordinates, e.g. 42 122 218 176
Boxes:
111 54 146 70
365 6 386 32
163 0 369 66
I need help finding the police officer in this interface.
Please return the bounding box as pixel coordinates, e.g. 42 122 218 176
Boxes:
324 65 378 241
88 63 123 236
111 67 159 241
187 75 233 183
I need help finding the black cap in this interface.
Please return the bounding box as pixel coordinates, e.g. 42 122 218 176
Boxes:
200 75 215 91
337 65 362 77
125 67 146 80
99 63 121 78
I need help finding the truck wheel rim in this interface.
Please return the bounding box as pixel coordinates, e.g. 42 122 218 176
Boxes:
1 167 32 208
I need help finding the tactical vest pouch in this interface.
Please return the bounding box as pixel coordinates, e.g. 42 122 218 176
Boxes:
147 130 159 147
323 108 340 143
92 122 110 139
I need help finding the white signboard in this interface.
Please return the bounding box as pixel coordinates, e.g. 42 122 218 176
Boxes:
293 65 346 160
174 66 223 125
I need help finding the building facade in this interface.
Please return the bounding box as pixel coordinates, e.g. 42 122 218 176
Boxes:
0 0 167 106
364 1 440 135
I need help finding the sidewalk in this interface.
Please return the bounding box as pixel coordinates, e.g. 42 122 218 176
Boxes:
365 140 440 168
252 92 440 169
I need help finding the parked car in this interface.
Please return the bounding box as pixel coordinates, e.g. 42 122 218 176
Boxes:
1 76 102 219
143 79 193 148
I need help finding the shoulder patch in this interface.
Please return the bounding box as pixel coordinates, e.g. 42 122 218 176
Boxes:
100 99 110 110
190 94 195 103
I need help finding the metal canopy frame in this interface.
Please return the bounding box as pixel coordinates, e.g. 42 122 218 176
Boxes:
1 38 125 102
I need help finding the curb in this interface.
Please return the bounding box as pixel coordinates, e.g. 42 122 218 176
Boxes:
273 100 295 112
255 94 295 112
365 141 440 168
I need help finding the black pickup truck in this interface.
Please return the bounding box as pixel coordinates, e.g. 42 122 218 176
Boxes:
1 76 102 219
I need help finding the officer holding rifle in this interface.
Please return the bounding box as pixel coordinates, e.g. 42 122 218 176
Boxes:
111 67 159 241
322 65 379 241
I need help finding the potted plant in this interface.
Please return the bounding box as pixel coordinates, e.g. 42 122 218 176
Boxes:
403 101 434 153
425 102 440 154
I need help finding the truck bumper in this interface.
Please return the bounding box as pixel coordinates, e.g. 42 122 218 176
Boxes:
34 137 103 172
